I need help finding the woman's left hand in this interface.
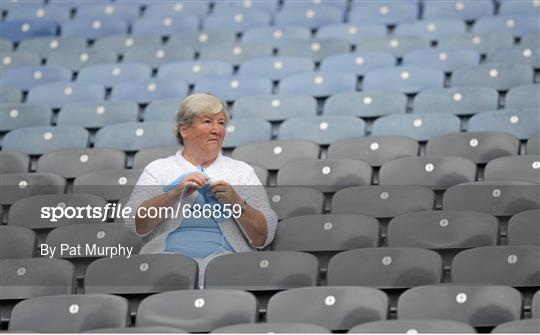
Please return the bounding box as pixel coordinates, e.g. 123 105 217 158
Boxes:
210 180 242 205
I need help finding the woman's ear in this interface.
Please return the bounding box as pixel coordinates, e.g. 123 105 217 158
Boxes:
179 126 188 141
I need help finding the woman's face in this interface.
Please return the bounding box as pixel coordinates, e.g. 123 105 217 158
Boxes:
180 111 227 155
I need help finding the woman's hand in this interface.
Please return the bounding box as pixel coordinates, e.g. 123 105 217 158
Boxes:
171 172 208 198
210 180 242 205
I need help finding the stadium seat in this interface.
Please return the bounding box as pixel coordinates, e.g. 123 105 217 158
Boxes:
1 19 57 41
452 246 540 287
136 290 256 332
371 113 461 141
534 290 540 318
468 109 539 140
193 75 272 102
1 51 41 71
387 210 497 250
278 116 365 145
6 5 70 23
521 32 540 48
222 118 272 149
528 134 540 155
122 45 194 68
332 186 435 218
508 209 540 246
423 0 493 20
241 26 311 47
167 30 237 51
133 146 181 169
94 122 177 151
36 148 126 179
403 48 480 72
232 140 319 170
277 159 372 192
452 63 533 91
0 86 22 104
265 187 324 220
3 126 89 155
144 1 209 18
397 285 522 327
158 60 233 84
199 42 273 66
484 155 540 184
27 82 105 109
413 87 498 115
73 169 144 201
0 172 66 205
16 36 88 57
2 65 72 90
315 23 387 43
443 181 540 216
203 8 270 32
354 320 476 333
0 226 36 259
349 1 418 25
278 39 350 62
78 63 152 87
47 49 118 71
379 156 477 190
74 3 140 22
92 34 162 54
0 37 13 52
279 71 357 98
506 84 540 109
320 52 396 76
328 136 418 167
239 56 314 80
488 47 540 69
0 104 52 132
232 94 317 121
274 6 343 29
8 294 129 332
324 90 407 118
474 15 540 36
395 20 466 40
0 151 30 174
253 165 268 185
327 247 442 288
363 66 444 94
143 98 182 122
214 0 279 13
61 18 128 39
87 326 186 333
426 132 520 164
266 287 388 331
213 322 330 334
438 32 514 54
354 36 431 57
492 319 540 334
110 79 188 104
282 0 348 10
58 101 139 129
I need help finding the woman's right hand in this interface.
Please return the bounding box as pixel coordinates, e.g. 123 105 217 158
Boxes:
171 172 208 198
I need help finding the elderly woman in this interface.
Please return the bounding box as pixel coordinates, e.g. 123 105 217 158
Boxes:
125 93 277 284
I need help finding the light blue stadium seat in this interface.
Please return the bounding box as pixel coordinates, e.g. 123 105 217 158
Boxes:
204 8 271 32
506 84 540 110
2 65 72 90
61 18 128 39
27 82 104 109
239 57 314 80
468 109 539 140
222 118 272 149
143 1 209 18
57 101 139 128
0 104 51 132
198 42 273 65
1 19 57 41
232 95 317 121
74 3 140 22
437 32 514 54
423 0 493 20
363 66 444 94
193 75 272 102
241 26 311 47
3 126 89 155
132 14 199 36
321 52 396 76
6 5 70 23
414 87 498 115
144 98 183 122
372 113 461 141
521 32 539 48
16 36 88 57
158 60 233 84
487 47 540 69
354 36 430 57
214 0 279 13
78 63 152 87
94 122 177 151
1 0 44 11
92 34 163 53
324 90 407 118
0 86 22 104
395 19 466 40
274 5 343 29
315 23 387 44
47 49 118 71
349 1 418 25
282 0 348 10
168 30 237 51
499 0 540 16
111 79 188 104
452 63 533 91
122 45 194 68
0 38 14 52
278 39 350 62
0 51 41 71
474 15 540 36
279 116 365 145
279 71 357 98
403 48 480 72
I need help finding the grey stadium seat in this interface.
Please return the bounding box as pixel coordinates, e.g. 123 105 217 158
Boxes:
0 226 36 259
0 151 30 174
158 60 233 84
212 322 330 333
1 51 41 71
274 6 343 29
320 51 396 76
505 84 540 110
267 286 388 331
413 87 498 115
423 0 493 20
487 46 540 69
122 45 194 68
239 56 314 80
232 94 317 121
426 132 520 164
92 34 162 54
57 100 139 129
521 32 540 49
484 155 540 184
241 25 311 47
86 326 186 333
110 79 188 105
371 113 461 141
136 290 256 332
253 165 268 185
379 156 477 190
1 103 52 132
3 126 89 155
507 209 540 246
278 39 350 62
278 116 365 145
277 159 372 192
0 85 22 104
133 145 180 169
16 36 88 58
404 47 480 72
199 42 273 66
144 98 183 122
168 30 237 51
0 172 66 205
328 136 419 167
397 285 522 327
473 15 539 37
327 247 442 288
468 109 540 140
324 90 407 118
78 63 152 87
37 148 126 179
534 290 540 318
222 118 272 149
193 75 272 102
438 32 514 54
492 319 540 334
363 66 445 94
452 246 540 287
265 187 324 219
73 169 143 201
315 23 387 44
8 294 129 332
528 134 540 155
2 65 72 91
394 20 466 41
332 186 435 218
232 140 320 170
452 63 533 91
94 122 177 152
349 1 417 25
47 49 117 71
279 71 357 98
349 319 476 334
